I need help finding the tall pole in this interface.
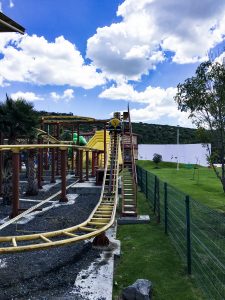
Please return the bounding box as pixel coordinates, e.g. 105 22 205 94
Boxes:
177 125 179 171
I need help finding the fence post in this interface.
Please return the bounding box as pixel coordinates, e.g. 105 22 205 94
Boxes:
185 195 192 275
154 176 157 213
164 182 168 234
157 179 160 223
145 171 148 198
140 168 143 192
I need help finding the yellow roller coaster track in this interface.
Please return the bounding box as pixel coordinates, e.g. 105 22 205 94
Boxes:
36 128 60 144
0 133 120 254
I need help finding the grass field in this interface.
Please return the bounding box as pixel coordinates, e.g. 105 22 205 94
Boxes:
113 192 204 300
137 160 225 211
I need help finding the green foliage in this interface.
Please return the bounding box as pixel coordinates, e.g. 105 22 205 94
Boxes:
0 96 39 143
60 129 72 141
175 61 225 192
132 122 200 144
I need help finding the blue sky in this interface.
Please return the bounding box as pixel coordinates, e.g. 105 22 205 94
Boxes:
1 0 225 127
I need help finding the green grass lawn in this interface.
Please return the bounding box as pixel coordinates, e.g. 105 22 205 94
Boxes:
113 193 204 300
137 160 225 211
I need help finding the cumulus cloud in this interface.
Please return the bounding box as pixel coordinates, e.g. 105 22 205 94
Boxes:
10 91 43 101
87 0 225 80
0 34 105 88
50 88 74 102
100 82 193 127
99 83 176 104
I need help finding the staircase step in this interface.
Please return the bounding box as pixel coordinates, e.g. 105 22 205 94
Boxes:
122 210 137 215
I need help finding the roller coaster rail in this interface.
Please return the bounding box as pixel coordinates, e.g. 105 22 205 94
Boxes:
0 133 120 254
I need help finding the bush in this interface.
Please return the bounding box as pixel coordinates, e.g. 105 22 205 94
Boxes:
153 153 162 168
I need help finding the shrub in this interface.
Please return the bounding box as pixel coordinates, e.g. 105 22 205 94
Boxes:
153 153 162 168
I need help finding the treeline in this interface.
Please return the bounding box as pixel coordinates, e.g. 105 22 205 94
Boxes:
132 122 201 144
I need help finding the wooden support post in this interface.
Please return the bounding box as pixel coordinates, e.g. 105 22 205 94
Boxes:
92 151 95 177
96 152 99 169
104 124 107 167
79 150 83 182
11 150 20 218
86 151 89 181
76 150 80 177
76 124 80 176
51 148 56 183
44 148 49 170
60 148 68 202
37 148 43 189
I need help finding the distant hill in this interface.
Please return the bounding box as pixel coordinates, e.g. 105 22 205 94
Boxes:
132 122 201 144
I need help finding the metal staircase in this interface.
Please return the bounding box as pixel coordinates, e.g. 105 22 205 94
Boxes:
121 109 137 217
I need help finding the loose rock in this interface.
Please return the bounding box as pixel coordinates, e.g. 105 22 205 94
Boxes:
122 279 153 300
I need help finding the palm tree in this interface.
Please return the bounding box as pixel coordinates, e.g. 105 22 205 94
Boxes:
0 96 39 203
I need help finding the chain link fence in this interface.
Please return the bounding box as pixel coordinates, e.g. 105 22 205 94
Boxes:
137 165 225 300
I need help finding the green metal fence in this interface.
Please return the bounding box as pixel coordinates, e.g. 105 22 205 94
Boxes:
137 165 225 300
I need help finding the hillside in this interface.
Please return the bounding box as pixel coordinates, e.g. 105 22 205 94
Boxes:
132 122 200 144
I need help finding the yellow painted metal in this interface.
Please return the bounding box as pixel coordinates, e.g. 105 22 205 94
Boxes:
0 144 101 152
41 115 96 121
0 133 121 254
36 128 60 144
12 237 17 247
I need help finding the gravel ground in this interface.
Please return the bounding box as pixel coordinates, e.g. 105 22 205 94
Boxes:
0 242 102 300
0 175 76 219
0 177 103 300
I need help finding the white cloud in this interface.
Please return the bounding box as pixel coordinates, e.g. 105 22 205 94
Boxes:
214 51 225 65
0 2 2 11
0 34 105 88
10 91 43 101
50 92 60 100
99 82 176 104
87 0 225 80
50 88 74 102
9 0 14 8
100 82 193 127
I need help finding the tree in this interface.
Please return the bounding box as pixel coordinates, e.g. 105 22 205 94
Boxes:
174 61 225 192
0 96 39 202
153 153 162 168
